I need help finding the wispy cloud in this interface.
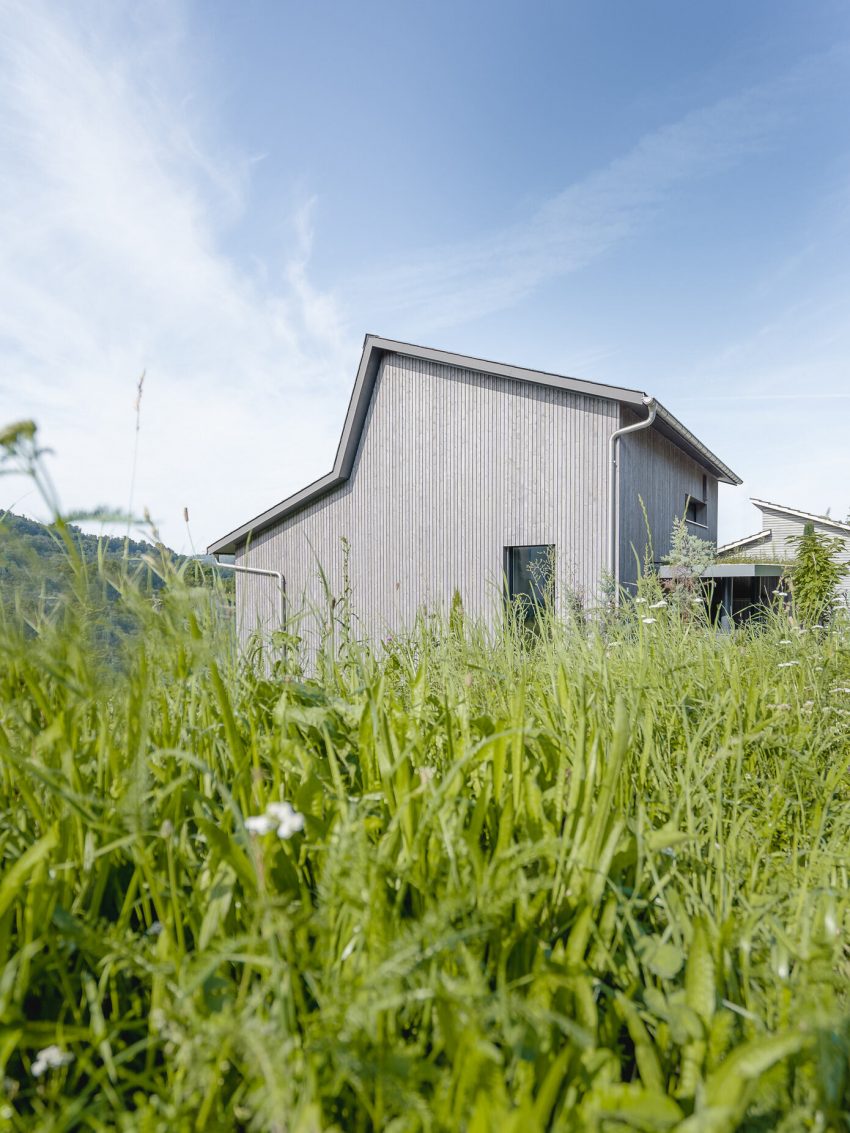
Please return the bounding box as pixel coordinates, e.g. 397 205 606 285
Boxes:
1 1 846 552
350 45 848 333
0 0 355 548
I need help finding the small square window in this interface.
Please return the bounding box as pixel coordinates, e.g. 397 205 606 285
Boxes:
505 545 554 619
685 496 707 525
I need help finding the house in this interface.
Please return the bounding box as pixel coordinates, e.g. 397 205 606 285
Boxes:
208 335 741 648
711 498 850 618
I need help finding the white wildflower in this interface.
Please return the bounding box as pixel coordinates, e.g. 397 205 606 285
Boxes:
245 802 305 839
778 639 792 645
244 814 276 836
649 600 667 608
634 597 647 604
777 661 799 669
641 617 657 625
831 688 850 695
31 1046 74 1078
690 596 704 604
266 801 305 840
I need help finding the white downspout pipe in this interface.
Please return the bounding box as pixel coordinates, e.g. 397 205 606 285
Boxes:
213 557 286 631
608 396 657 598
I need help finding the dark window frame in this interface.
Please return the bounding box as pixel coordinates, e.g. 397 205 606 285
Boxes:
685 493 708 527
504 544 556 619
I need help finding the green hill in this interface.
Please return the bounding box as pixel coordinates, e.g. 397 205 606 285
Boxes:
0 511 231 615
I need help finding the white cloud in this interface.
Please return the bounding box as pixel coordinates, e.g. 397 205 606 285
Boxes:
0 0 355 550
1 1 846 558
348 45 848 333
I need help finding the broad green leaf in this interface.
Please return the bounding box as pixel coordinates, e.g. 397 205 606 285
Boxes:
0 825 57 920
637 936 685 979
685 918 715 1026
581 1083 684 1130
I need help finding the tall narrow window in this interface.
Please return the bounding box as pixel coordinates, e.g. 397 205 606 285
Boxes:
505 545 554 620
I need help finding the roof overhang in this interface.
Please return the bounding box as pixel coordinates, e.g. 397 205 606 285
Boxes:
649 404 741 486
209 335 742 554
660 563 785 579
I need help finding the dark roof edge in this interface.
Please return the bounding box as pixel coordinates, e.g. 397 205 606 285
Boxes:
651 403 742 487
751 498 850 535
208 335 741 553
368 335 649 405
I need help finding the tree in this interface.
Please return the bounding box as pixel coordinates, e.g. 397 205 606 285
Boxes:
661 516 715 603
788 522 846 625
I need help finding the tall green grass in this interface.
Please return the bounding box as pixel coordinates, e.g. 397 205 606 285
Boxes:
1 540 849 1131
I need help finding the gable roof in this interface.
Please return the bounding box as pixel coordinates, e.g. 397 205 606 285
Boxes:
209 335 742 554
751 498 850 535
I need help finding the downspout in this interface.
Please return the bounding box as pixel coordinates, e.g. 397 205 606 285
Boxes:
608 396 657 599
213 557 286 631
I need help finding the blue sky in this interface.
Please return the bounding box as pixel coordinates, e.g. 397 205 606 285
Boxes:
1 0 849 549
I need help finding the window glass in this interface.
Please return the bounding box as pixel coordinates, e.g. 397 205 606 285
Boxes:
686 496 707 524
506 545 554 616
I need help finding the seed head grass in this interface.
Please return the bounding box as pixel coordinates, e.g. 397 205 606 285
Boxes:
1 545 850 1131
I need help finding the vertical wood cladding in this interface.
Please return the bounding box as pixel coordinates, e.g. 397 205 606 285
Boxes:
618 407 719 588
235 353 619 649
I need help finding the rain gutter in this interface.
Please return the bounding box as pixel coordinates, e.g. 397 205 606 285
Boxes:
608 397 657 596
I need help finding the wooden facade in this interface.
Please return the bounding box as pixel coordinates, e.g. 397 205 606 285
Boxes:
209 337 739 650
618 407 719 583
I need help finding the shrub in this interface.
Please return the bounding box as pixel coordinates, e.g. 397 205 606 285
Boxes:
789 521 846 625
661 516 715 606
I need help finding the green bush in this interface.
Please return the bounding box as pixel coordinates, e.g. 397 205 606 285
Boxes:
789 522 846 626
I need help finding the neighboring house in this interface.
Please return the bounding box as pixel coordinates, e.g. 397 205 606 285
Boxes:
717 498 850 601
208 335 740 648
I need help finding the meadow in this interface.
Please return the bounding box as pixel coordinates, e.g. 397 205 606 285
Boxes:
1 533 850 1131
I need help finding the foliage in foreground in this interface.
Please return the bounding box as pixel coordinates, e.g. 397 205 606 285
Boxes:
1 554 850 1131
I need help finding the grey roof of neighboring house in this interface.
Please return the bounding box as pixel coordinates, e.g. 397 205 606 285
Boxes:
751 498 850 535
209 334 742 554
717 529 773 556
